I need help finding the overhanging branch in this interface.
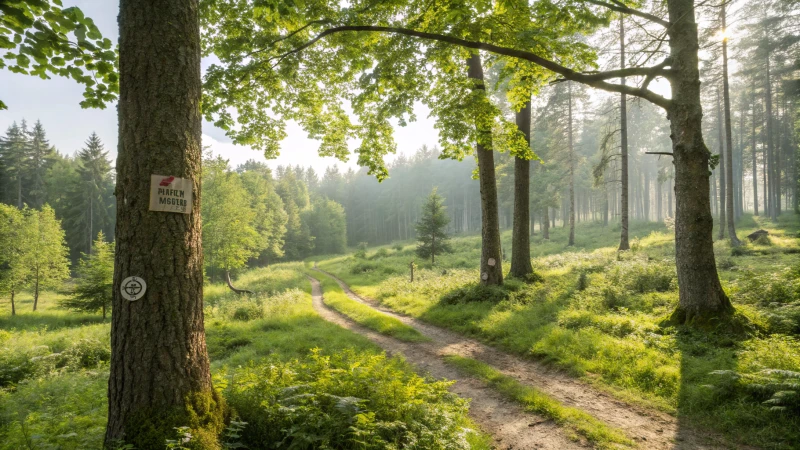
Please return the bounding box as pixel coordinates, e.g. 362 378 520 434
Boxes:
584 0 670 27
269 25 673 110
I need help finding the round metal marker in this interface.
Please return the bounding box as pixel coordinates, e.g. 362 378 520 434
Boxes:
121 276 147 301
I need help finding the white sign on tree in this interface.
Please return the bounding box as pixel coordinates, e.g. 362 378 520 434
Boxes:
149 175 193 213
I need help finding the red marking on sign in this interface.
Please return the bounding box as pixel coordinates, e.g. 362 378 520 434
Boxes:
159 176 175 187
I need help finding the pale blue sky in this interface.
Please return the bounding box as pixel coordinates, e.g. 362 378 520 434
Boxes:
0 0 440 173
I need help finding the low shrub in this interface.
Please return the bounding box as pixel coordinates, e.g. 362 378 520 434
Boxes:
231 302 264 321
0 338 110 387
392 243 404 251
440 283 509 305
224 349 476 449
354 242 368 259
350 261 379 274
754 234 773 246
734 266 800 306
370 248 389 259
607 259 675 294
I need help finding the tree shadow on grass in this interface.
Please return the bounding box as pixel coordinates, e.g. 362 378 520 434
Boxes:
673 319 800 449
0 311 106 331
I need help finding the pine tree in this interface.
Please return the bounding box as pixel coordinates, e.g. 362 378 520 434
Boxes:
0 121 31 207
415 188 452 264
61 231 114 319
66 132 113 255
25 120 56 208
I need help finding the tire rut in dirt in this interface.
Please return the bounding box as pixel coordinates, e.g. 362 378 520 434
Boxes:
306 275 583 450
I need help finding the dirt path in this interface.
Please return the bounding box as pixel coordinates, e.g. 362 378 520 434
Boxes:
307 275 583 450
312 268 743 450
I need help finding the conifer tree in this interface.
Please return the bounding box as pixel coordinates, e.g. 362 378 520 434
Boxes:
61 231 114 319
0 121 31 207
66 132 113 255
415 188 452 264
26 120 56 208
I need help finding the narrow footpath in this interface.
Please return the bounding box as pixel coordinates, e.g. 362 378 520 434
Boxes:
309 269 749 450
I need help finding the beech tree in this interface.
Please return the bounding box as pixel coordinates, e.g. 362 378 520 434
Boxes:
202 155 262 285
258 0 729 324
23 205 70 311
106 0 224 446
0 204 28 316
0 0 118 110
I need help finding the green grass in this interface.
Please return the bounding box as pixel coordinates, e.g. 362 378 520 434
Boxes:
445 355 632 449
317 213 800 449
0 263 490 449
308 269 429 343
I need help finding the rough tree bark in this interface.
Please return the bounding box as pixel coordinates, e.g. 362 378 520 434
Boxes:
667 0 733 324
106 0 224 447
510 97 534 278
467 53 503 286
720 3 742 246
618 17 630 250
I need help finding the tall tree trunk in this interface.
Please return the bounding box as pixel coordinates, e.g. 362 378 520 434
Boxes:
716 90 726 240
89 196 94 255
720 4 741 245
106 0 224 446
10 289 15 316
667 0 733 325
510 98 534 278
542 206 550 239
644 168 650 221
657 178 663 222
619 16 630 250
467 53 503 286
32 274 39 311
766 55 777 221
567 82 576 246
752 83 759 215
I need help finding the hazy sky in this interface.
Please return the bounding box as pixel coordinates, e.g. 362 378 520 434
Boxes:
0 0 441 174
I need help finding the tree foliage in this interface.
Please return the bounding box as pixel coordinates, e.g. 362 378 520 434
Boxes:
415 188 452 264
0 0 118 110
61 231 114 319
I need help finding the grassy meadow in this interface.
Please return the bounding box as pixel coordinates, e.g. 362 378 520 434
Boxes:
314 214 800 449
0 214 798 448
0 263 490 449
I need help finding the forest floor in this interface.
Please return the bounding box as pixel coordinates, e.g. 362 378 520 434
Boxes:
307 268 737 449
312 213 800 450
1 214 798 449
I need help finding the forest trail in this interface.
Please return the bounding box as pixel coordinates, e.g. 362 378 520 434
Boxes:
307 275 584 450
311 268 745 450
